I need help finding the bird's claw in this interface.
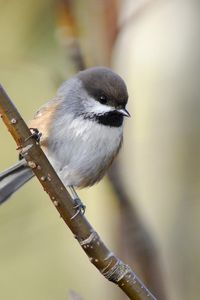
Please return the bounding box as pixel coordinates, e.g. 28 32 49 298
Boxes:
71 198 86 220
25 128 42 143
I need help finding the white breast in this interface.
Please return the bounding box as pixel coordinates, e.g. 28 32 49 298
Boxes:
46 115 123 187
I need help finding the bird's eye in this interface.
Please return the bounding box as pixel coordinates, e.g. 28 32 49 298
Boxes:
99 95 107 104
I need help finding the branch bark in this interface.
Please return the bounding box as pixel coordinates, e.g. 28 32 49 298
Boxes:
0 84 157 300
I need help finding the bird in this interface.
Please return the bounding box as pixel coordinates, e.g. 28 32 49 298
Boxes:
0 67 130 216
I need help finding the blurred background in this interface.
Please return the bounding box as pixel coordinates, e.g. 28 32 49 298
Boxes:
0 0 200 299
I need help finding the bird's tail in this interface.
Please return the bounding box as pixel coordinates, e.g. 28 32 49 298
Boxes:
0 159 34 204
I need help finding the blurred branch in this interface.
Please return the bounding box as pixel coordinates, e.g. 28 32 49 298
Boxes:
102 0 119 61
109 165 167 300
0 85 157 300
55 3 167 299
56 0 86 70
56 0 120 68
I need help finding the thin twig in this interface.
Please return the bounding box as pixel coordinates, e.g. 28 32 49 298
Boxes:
109 165 167 300
0 84 157 300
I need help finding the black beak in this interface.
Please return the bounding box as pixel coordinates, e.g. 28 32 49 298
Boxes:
117 108 131 117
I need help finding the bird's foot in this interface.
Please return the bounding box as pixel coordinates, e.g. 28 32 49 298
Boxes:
25 128 42 143
71 197 86 220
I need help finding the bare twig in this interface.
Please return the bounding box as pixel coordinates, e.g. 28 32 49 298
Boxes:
0 85 157 300
56 0 86 70
55 2 166 298
109 165 167 300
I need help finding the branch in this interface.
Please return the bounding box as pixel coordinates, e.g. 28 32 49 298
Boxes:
57 0 86 71
0 84 157 300
109 165 167 300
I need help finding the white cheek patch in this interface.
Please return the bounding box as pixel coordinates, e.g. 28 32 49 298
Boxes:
84 97 115 115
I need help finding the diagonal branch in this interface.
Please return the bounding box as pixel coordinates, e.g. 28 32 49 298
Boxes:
0 84 157 300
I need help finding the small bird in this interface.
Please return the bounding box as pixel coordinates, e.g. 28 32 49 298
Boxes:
0 67 130 216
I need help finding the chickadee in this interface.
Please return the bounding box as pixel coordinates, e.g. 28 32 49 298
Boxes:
0 67 130 215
